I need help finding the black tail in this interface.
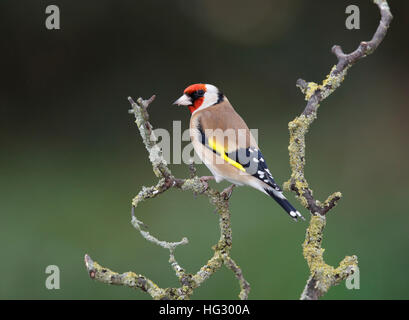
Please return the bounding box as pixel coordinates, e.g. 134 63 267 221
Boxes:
265 189 305 221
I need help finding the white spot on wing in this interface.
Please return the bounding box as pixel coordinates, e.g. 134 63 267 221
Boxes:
295 211 305 220
272 189 286 199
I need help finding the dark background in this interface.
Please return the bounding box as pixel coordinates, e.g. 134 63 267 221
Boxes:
1 0 408 299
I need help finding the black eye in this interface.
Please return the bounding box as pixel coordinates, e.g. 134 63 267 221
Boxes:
190 90 205 101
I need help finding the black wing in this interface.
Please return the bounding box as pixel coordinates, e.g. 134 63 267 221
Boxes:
226 147 282 191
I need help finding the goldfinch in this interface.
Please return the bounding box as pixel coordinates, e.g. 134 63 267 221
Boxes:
174 83 304 221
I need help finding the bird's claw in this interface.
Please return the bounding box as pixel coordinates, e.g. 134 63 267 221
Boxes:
199 176 215 192
221 184 236 200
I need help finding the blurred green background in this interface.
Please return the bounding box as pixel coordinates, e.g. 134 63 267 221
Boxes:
1 0 408 299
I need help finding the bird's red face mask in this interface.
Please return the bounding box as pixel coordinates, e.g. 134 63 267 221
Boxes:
173 83 206 114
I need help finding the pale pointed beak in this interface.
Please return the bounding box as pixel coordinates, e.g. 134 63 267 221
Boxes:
173 94 192 106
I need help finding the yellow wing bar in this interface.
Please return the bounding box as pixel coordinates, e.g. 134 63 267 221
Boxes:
207 137 246 172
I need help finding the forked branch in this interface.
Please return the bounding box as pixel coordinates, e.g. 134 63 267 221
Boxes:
84 96 250 300
282 0 392 300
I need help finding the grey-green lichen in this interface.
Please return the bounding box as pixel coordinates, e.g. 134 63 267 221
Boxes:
181 176 208 194
290 66 356 298
129 96 171 179
300 66 349 102
285 114 314 209
84 254 168 299
300 216 358 299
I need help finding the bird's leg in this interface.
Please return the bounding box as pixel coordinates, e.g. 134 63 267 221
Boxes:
188 162 197 178
221 184 236 200
199 175 215 191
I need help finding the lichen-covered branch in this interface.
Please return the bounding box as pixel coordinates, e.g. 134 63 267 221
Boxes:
84 95 250 300
83 0 391 300
283 0 392 300
299 216 358 300
84 254 168 299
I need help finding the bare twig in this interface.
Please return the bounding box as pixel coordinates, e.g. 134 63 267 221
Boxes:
224 255 251 300
283 0 392 300
84 95 250 300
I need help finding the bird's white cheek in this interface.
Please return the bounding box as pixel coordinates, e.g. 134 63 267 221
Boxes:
201 92 219 109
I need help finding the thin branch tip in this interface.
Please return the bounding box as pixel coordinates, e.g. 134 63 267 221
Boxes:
148 94 156 103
